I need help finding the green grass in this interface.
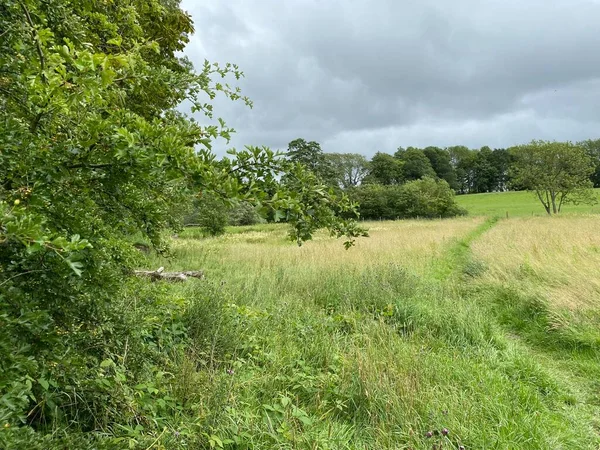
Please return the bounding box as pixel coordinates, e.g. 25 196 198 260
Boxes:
456 189 600 217
136 216 600 449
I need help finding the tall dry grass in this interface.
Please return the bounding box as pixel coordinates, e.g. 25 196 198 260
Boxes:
472 215 600 312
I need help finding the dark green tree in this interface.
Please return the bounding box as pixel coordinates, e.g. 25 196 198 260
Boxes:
423 146 458 190
286 138 336 183
472 146 499 193
364 152 403 185
578 139 600 187
448 146 476 194
395 147 436 181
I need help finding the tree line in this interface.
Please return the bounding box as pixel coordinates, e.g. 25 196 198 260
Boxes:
284 138 600 218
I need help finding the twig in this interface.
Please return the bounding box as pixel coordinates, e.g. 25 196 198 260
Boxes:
0 269 48 287
19 2 45 72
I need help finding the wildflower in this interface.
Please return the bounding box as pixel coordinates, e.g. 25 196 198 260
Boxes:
441 428 449 436
226 368 234 375
426 431 433 438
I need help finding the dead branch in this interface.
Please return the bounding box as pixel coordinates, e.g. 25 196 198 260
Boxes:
133 267 204 282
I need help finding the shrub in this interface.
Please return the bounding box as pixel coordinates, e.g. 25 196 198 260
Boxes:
350 178 466 220
229 201 265 226
185 194 229 236
396 177 467 219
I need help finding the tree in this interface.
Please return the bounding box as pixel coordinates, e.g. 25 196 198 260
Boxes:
510 141 597 214
0 1 365 444
364 152 403 185
286 138 336 183
472 146 499 193
489 148 513 191
448 146 476 194
423 146 458 190
325 153 370 189
395 147 436 181
578 139 600 187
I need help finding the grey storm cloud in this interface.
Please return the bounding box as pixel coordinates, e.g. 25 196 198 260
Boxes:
180 0 600 157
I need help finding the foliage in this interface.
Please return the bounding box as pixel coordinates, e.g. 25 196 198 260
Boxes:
0 0 365 446
228 201 265 226
510 140 597 214
363 152 403 185
285 138 336 184
324 153 370 189
349 178 465 220
194 193 230 236
396 177 467 219
423 146 459 190
578 138 600 188
395 147 437 181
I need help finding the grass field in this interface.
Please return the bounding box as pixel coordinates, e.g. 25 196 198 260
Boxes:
145 214 600 449
456 189 600 217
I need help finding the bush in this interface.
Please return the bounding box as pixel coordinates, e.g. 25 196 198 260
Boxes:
228 201 265 226
350 178 466 220
185 194 229 236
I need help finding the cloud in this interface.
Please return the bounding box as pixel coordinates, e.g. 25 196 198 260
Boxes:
180 0 600 155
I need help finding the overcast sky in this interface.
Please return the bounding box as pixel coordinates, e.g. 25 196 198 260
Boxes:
180 0 600 157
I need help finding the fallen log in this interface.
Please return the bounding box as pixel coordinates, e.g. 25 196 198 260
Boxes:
133 267 204 282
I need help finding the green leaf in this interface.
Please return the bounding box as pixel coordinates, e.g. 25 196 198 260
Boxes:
107 36 122 46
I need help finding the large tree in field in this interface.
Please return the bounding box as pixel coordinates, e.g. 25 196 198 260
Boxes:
510 141 596 214
0 1 365 444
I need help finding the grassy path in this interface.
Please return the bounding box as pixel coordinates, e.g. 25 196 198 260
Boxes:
435 216 600 449
432 215 499 281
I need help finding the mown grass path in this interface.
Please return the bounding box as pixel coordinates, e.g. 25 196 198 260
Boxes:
433 215 600 449
432 215 499 281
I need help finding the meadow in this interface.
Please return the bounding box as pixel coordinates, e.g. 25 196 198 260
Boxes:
456 189 600 217
143 209 600 449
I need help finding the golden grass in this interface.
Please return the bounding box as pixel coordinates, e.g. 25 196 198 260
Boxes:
472 215 600 312
171 217 485 278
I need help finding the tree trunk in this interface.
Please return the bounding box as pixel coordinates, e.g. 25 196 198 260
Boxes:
536 190 551 215
550 191 558 214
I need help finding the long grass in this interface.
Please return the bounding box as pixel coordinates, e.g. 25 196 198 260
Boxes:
140 214 600 448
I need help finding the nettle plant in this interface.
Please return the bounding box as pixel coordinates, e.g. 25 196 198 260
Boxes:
0 0 365 444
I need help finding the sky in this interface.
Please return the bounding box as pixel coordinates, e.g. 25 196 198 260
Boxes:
180 0 600 158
